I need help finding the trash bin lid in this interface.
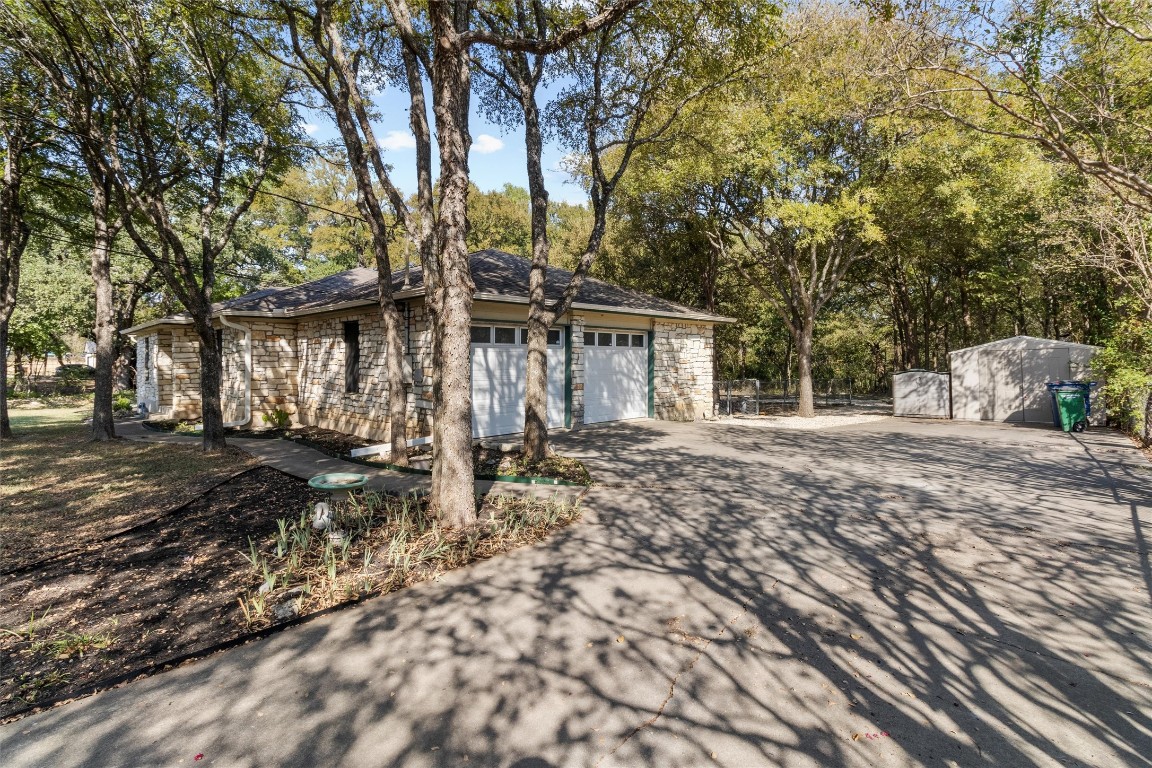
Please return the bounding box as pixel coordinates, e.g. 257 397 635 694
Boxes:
1045 380 1093 391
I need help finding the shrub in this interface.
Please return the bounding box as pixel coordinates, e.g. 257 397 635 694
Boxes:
112 392 136 412
1094 309 1152 445
261 408 292 430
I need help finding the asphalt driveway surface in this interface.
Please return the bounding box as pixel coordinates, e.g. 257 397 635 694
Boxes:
3 418 1150 767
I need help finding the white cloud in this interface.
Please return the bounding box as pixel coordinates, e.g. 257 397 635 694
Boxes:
380 130 417 151
302 123 319 136
472 134 505 154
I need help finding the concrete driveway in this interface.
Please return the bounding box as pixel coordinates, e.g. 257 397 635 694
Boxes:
4 418 1150 767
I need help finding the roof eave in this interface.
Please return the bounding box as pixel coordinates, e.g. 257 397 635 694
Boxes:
122 287 426 336
124 285 733 336
473 293 735 323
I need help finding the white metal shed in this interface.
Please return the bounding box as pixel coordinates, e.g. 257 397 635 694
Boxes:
949 336 1098 423
893 370 951 418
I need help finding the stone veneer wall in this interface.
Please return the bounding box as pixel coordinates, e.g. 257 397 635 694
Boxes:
145 320 299 425
145 304 715 435
155 330 173 412
404 301 435 435
220 328 245 422
652 321 715 421
568 316 586 426
248 320 298 424
295 304 432 442
169 326 202 420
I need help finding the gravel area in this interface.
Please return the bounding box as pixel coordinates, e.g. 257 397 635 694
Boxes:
717 413 890 430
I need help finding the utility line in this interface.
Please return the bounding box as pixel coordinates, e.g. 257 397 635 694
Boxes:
0 104 371 224
28 231 274 283
30 230 155 261
251 186 367 222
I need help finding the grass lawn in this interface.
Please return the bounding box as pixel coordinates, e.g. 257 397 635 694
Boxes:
1 400 258 572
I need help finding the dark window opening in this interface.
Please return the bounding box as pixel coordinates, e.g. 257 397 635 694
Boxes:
547 329 562 346
344 320 360 394
632 334 645 348
597 332 613 347
494 327 517 344
470 325 491 344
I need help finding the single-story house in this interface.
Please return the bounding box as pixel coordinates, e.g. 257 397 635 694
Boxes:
126 249 731 441
949 335 1100 424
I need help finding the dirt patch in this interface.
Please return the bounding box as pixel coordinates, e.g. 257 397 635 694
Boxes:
0 466 325 721
1 464 583 722
1 412 259 572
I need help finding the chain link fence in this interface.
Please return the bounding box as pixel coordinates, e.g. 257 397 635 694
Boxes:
716 378 864 416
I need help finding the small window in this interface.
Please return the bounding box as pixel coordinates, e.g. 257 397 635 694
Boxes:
494 327 517 344
470 325 491 344
519 328 530 345
547 329 562 346
343 320 360 394
616 333 630 347
597 332 613 347
215 328 224 353
631 334 646 348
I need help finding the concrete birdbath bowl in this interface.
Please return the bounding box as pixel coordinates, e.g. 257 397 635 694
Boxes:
307 473 368 540
308 472 368 498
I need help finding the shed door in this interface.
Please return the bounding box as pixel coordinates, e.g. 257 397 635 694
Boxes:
1021 347 1070 423
584 330 648 424
471 325 565 438
979 350 1024 422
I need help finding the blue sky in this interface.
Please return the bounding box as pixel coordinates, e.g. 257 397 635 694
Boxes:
302 83 589 204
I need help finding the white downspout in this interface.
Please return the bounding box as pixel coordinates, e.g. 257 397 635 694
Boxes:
219 314 252 428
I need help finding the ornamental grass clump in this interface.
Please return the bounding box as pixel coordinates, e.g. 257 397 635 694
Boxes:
237 491 579 629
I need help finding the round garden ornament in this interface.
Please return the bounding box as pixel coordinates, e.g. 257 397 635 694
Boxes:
307 472 368 491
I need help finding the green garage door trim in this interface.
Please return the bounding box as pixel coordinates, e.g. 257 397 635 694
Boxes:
647 329 655 418
564 324 572 429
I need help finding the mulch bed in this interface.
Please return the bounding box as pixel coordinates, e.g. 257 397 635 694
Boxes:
0 466 325 722
471 445 593 484
144 420 372 455
144 420 592 483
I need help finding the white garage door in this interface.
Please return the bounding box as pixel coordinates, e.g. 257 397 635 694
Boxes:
471 325 565 438
584 329 648 424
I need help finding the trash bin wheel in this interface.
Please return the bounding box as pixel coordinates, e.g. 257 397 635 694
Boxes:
1072 420 1087 433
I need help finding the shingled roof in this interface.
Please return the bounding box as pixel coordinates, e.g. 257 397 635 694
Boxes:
128 249 729 332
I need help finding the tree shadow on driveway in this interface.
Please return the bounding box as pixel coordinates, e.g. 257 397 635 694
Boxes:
4 419 1150 767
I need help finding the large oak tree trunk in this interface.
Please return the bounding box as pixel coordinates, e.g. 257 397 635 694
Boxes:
193 313 227 451
309 4 410 466
1143 389 1152 448
1 158 28 440
0 322 11 439
522 88 551 465
795 313 816 418
381 297 409 466
330 102 410 466
89 182 117 442
427 4 477 526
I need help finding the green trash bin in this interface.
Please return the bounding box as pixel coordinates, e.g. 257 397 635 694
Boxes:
1054 390 1088 433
